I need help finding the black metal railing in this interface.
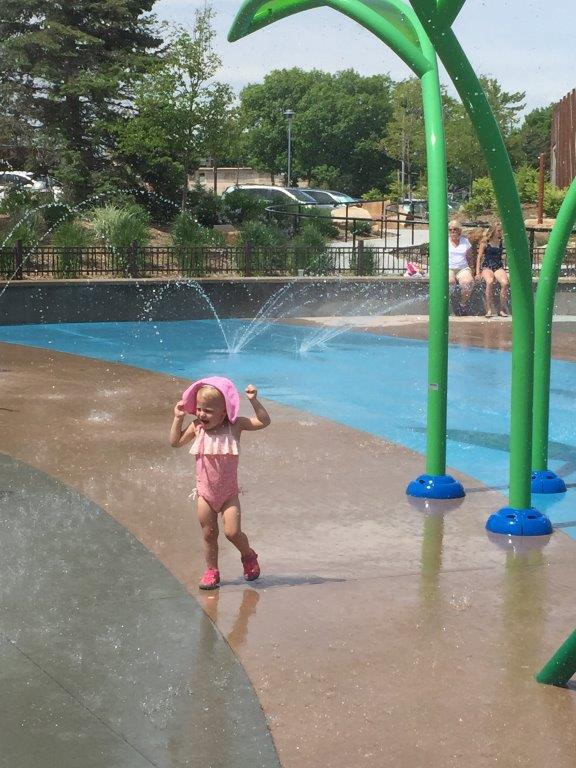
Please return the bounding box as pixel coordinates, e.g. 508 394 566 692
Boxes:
0 241 429 280
1 239 575 281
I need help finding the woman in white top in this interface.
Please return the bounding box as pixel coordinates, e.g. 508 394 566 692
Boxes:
448 220 474 314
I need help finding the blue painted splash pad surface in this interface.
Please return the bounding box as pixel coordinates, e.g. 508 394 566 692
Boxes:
1 319 575 535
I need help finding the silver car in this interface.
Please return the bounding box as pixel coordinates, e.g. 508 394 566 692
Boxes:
222 185 317 206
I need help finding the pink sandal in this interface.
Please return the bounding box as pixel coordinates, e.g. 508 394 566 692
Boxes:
199 568 220 590
241 550 260 581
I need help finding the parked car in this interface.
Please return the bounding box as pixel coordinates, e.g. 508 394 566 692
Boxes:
400 198 428 220
0 171 63 201
303 188 362 206
222 185 317 206
304 188 372 222
399 197 457 221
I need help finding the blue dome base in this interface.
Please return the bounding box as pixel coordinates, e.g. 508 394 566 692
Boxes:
531 469 567 494
486 506 553 536
406 474 465 499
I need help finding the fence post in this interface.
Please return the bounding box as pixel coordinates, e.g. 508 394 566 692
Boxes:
356 238 365 276
14 240 24 279
127 240 139 278
244 242 253 277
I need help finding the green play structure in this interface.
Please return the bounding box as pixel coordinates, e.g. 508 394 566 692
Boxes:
230 0 464 500
229 0 571 535
229 0 576 689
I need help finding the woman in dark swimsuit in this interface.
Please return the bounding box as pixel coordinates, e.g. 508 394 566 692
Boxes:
475 222 510 317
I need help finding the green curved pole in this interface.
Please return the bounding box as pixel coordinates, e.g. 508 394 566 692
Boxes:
533 178 576 470
536 628 576 686
408 5 534 510
229 0 452 480
420 57 449 475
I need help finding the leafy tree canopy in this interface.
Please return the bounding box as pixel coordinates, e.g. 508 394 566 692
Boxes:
239 68 395 196
114 10 236 208
0 0 162 199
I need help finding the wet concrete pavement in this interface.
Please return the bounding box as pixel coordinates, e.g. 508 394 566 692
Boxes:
2 318 576 767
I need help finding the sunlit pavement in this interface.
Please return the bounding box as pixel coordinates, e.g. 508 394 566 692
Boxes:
2 317 576 767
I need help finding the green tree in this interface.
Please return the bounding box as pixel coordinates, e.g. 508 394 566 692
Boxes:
0 0 161 198
298 70 395 195
381 78 428 197
202 86 240 194
509 105 553 169
240 68 320 184
116 10 235 208
239 68 394 194
445 77 525 191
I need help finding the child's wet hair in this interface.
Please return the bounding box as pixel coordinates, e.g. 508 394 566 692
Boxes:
197 385 225 405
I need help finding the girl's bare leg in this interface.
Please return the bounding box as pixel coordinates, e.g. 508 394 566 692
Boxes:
197 497 219 570
482 268 495 315
494 268 509 313
458 271 474 308
221 496 252 557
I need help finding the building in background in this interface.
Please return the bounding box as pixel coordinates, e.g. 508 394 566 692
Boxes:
192 166 275 195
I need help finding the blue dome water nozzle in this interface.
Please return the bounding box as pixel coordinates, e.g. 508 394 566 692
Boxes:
486 506 553 537
530 470 566 494
406 473 465 500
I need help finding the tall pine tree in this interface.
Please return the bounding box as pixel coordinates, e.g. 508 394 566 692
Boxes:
0 0 161 199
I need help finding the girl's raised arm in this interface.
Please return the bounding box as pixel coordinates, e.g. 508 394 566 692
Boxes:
236 385 271 431
170 400 197 447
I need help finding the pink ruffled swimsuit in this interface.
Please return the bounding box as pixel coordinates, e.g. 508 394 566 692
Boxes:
190 422 240 512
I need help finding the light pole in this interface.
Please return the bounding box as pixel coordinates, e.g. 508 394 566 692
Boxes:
283 109 294 186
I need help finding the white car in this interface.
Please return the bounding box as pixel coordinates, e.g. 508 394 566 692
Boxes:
304 188 372 222
0 171 63 201
222 185 317 206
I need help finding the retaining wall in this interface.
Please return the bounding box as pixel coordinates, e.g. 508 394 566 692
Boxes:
0 277 575 325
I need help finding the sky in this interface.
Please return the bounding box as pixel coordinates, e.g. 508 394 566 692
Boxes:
153 0 573 115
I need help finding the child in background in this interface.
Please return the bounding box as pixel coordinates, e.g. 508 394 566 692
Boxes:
404 260 427 277
170 376 271 590
475 221 510 317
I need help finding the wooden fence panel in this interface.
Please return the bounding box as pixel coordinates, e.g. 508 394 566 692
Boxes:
552 89 576 188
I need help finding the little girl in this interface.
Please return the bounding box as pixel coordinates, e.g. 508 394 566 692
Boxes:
475 221 510 318
170 376 271 590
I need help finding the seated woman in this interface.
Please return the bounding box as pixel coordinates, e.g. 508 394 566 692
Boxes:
475 222 510 317
448 220 474 315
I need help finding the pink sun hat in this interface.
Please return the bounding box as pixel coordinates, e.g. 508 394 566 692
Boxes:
181 376 240 423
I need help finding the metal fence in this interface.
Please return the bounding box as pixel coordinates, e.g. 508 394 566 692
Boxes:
1 240 575 280
0 241 429 279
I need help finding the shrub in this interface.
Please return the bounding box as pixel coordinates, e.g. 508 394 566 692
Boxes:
291 223 333 275
515 166 538 204
43 202 75 230
362 187 386 202
171 211 224 247
302 208 339 238
351 219 372 237
91 203 150 274
543 184 567 218
463 176 495 217
2 206 41 249
186 183 224 227
222 190 268 225
51 220 92 277
350 246 377 276
236 220 288 274
52 220 92 248
171 211 225 276
237 220 287 248
91 203 150 249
